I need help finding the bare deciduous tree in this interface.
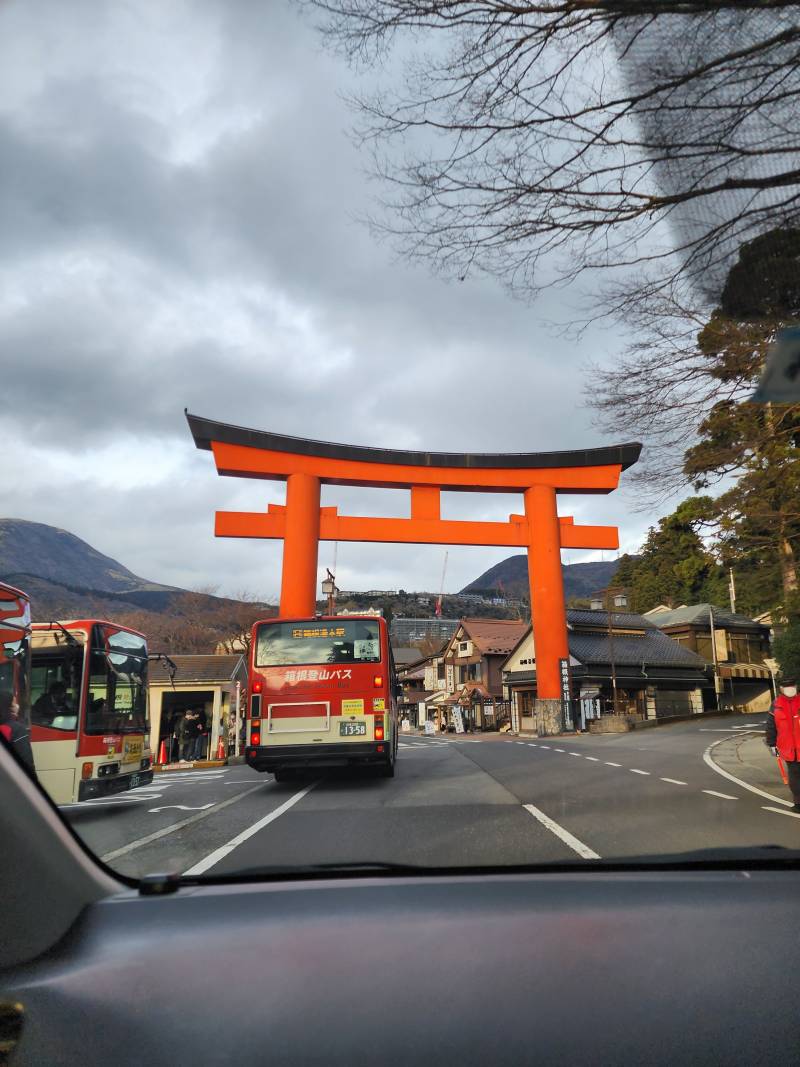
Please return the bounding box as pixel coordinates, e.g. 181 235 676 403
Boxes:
305 1 800 314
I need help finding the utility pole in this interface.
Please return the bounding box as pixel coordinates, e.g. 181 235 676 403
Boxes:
709 604 721 711
728 568 736 614
606 589 619 715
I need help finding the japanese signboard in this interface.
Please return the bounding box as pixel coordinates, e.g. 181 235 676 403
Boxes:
559 657 573 730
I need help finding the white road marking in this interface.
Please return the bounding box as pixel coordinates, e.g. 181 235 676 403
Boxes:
702 790 739 801
516 741 527 745
630 769 650 776
699 729 763 734
523 804 600 860
528 743 538 747
703 738 792 808
539 745 551 749
568 752 582 757
183 781 318 876
554 748 565 753
584 756 599 762
148 803 215 813
604 762 622 767
762 805 800 819
61 792 164 810
661 777 687 786
100 783 264 862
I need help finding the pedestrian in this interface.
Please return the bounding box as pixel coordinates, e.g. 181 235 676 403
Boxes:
178 710 196 763
0 690 36 779
192 706 208 762
766 675 800 812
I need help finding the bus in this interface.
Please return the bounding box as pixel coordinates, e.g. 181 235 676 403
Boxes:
29 619 154 804
246 615 399 782
0 581 35 772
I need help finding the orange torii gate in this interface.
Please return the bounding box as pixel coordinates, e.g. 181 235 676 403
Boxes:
187 413 640 704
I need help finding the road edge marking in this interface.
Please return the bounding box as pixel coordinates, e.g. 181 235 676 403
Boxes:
523 803 600 860
702 737 791 808
101 783 265 862
183 781 319 876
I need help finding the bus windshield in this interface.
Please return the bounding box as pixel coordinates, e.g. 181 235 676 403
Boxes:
255 620 383 667
86 627 148 735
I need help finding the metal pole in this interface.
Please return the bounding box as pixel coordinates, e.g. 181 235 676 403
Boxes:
234 680 241 758
607 591 619 715
729 568 736 614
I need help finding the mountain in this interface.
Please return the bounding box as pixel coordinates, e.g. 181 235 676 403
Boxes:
0 518 176 595
461 555 622 602
0 518 274 651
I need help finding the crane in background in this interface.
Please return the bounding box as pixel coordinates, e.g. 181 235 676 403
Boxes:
435 550 449 617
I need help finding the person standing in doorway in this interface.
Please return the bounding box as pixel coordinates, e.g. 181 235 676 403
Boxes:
178 710 196 763
192 706 208 762
766 676 800 812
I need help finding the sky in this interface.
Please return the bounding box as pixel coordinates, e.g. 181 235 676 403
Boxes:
0 0 671 602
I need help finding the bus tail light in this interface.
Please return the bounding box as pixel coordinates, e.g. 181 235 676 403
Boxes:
377 744 385 753
373 675 383 688
374 718 385 741
250 729 261 746
253 679 263 693
81 762 93 780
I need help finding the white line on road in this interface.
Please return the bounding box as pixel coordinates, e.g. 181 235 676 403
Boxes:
661 777 687 786
762 805 800 819
702 790 739 801
539 745 551 750
568 752 582 757
554 748 565 753
630 769 650 776
528 743 538 747
148 803 214 813
584 756 599 762
516 741 527 745
523 804 600 860
183 781 318 876
703 738 791 808
100 783 264 862
604 762 622 768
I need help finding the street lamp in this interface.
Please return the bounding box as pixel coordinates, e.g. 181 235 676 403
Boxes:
321 569 338 615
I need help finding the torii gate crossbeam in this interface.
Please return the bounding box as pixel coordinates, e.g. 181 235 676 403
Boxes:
187 413 641 705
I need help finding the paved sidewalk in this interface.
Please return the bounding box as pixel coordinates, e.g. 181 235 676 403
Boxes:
708 732 792 805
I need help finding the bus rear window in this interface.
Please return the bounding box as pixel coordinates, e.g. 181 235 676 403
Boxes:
255 621 382 667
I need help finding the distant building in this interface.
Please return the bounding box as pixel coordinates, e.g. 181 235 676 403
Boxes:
645 603 773 712
503 609 710 734
390 616 459 645
337 606 383 617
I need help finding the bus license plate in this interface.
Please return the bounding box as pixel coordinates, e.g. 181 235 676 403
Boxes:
340 722 366 736
129 774 140 789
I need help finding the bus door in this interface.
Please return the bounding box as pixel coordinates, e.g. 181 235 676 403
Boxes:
0 583 34 772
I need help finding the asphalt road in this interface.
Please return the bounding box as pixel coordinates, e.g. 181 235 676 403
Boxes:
60 714 800 881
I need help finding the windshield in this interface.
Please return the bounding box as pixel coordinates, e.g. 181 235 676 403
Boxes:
255 621 383 666
86 627 148 735
4 3 800 884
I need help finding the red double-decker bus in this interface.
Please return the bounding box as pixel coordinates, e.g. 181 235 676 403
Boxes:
246 615 399 781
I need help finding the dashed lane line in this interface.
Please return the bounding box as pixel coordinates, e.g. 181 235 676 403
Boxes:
523 804 601 861
584 756 599 762
183 781 319 876
554 748 565 753
604 762 622 767
762 805 800 819
630 769 650 776
539 745 551 749
661 777 687 786
702 790 739 801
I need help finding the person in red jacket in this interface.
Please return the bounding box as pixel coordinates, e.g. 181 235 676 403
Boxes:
766 677 800 812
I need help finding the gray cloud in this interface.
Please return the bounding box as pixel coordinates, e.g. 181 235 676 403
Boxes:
1 0 662 597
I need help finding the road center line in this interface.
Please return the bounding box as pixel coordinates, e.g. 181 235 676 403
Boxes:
554 748 565 753
604 761 622 767
523 804 600 860
183 781 319 876
762 805 800 819
568 752 582 757
702 789 738 801
528 743 538 747
661 777 687 786
584 756 599 762
630 769 650 776
539 745 550 749
101 783 265 862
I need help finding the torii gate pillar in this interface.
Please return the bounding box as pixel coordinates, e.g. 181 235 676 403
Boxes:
186 413 640 703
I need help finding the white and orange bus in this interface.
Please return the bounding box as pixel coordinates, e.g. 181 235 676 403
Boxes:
246 615 399 782
29 618 154 804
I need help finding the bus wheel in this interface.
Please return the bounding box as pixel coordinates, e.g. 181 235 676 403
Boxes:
378 756 395 779
273 769 294 783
